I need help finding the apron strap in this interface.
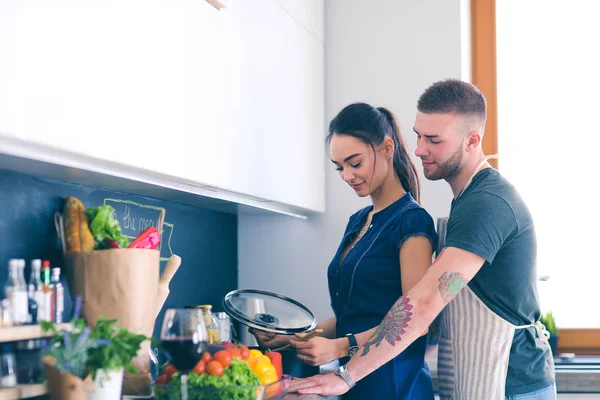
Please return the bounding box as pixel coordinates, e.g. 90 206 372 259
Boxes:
458 154 500 199
513 320 550 343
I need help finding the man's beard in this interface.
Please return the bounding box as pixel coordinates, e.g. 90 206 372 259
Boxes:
424 146 463 181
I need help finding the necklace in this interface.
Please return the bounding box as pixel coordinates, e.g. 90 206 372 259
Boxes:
352 217 372 246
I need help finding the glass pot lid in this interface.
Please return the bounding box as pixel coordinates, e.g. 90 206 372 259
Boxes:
222 289 316 335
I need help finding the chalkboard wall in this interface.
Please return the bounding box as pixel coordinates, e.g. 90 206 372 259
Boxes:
0 169 238 339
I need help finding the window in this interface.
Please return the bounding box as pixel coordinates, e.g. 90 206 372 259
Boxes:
495 0 600 329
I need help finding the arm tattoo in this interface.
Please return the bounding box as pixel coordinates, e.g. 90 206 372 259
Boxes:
438 271 468 304
361 296 413 357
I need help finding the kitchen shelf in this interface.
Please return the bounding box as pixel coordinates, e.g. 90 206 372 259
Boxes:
0 383 47 400
0 323 71 343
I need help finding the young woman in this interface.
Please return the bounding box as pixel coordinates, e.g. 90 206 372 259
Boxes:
253 103 437 399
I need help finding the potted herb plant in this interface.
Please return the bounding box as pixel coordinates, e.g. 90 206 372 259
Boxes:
86 317 147 400
540 310 559 355
42 314 147 400
41 318 97 400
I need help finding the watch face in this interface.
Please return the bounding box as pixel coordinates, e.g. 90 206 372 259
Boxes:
348 346 359 358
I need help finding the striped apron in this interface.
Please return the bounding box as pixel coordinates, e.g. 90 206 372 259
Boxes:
437 285 549 399
436 157 551 399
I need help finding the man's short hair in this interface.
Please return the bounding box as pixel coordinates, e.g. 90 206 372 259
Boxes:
417 79 487 131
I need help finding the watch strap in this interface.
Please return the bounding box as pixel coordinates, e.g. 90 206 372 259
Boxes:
335 365 356 389
345 333 359 358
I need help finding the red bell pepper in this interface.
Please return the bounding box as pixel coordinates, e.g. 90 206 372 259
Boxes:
266 351 282 380
128 227 161 249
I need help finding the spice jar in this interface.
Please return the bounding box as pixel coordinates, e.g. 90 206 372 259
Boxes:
185 305 220 344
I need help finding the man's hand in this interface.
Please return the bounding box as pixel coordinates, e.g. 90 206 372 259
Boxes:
248 328 290 349
289 334 345 366
289 373 350 395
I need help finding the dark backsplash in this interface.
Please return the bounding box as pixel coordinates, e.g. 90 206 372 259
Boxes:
0 169 238 338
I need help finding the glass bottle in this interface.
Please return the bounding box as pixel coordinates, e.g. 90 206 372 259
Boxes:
6 260 27 325
1 300 12 327
199 305 220 344
3 260 17 319
41 261 54 323
16 260 29 325
28 260 43 324
51 268 64 323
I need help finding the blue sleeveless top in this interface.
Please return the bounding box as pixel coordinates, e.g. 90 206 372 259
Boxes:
327 193 437 400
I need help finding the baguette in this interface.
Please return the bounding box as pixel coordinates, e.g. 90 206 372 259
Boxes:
63 196 95 253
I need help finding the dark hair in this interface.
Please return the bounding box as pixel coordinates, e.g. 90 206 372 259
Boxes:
417 79 487 128
327 103 421 203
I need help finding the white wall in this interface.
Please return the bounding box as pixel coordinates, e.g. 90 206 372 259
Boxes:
238 0 468 323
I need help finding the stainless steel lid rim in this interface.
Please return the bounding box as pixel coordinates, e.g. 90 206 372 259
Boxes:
222 289 317 335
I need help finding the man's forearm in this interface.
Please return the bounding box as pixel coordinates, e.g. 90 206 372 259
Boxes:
345 292 439 380
343 248 477 382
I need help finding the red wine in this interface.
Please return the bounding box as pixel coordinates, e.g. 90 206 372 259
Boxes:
162 338 207 372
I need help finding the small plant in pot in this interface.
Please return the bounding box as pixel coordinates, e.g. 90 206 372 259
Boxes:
42 313 147 400
41 317 99 400
540 310 559 355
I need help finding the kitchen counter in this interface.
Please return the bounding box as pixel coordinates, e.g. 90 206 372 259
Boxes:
426 351 600 394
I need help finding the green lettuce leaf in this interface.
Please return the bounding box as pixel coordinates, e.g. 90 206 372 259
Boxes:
85 205 129 249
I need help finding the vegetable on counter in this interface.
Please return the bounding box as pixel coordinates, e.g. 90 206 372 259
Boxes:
85 205 130 249
129 227 161 249
265 351 282 380
155 344 286 400
63 196 95 253
156 359 261 400
102 238 121 249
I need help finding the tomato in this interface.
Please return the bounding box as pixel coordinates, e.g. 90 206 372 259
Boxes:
239 345 250 360
202 351 212 363
213 350 233 368
227 346 242 360
155 374 169 385
206 360 224 377
163 364 177 380
248 349 263 359
193 360 206 375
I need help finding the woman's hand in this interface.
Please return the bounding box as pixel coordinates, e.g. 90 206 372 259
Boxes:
290 334 347 366
248 328 291 349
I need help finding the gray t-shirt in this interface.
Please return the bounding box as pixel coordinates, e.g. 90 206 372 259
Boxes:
445 168 554 395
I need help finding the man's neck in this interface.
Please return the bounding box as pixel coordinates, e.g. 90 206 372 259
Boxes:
447 155 489 199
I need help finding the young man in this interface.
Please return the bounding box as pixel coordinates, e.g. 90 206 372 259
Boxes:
290 79 556 399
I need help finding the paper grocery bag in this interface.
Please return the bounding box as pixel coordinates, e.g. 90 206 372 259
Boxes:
62 249 159 395
56 208 166 396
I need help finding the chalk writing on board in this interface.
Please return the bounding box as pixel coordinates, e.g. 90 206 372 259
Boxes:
103 198 174 261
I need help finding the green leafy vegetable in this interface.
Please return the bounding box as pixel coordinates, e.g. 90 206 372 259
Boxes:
155 359 261 400
86 317 147 378
42 316 147 380
85 205 129 249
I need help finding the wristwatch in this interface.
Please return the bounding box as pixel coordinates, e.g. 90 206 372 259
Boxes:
335 365 356 389
345 333 359 358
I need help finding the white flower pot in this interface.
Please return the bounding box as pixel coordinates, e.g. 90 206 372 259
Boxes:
88 368 123 400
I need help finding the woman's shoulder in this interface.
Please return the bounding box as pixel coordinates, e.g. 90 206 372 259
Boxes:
389 196 434 225
386 208 435 236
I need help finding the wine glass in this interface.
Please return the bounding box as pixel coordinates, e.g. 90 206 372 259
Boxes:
160 308 208 400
